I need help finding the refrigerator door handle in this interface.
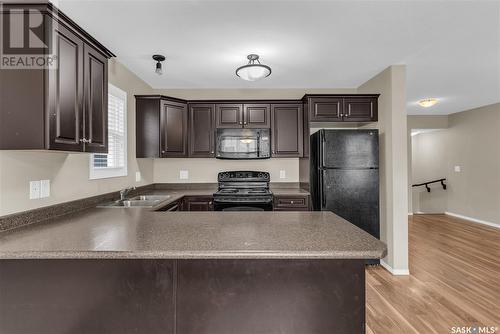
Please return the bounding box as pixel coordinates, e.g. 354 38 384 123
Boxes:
320 169 326 208
321 132 326 168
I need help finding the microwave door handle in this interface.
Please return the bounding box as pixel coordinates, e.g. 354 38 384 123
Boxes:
257 133 260 157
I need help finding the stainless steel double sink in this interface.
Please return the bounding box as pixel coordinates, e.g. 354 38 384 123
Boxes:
98 195 172 208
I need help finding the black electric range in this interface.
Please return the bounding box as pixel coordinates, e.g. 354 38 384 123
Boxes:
213 171 273 211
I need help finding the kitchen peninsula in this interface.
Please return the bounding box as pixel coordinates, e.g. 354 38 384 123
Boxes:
0 202 386 334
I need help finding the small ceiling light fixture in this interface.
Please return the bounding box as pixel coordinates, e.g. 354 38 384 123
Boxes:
152 54 165 75
418 98 438 108
236 54 271 81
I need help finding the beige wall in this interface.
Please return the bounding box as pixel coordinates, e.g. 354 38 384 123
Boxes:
411 130 448 213
0 59 155 216
407 115 449 213
154 158 299 183
446 103 500 223
358 65 409 273
408 103 500 225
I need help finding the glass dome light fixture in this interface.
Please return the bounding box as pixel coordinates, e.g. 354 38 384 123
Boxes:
152 54 166 75
236 54 271 81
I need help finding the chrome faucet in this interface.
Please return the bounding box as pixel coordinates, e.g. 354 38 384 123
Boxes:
120 187 136 200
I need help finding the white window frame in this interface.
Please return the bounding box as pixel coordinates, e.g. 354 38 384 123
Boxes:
89 84 128 180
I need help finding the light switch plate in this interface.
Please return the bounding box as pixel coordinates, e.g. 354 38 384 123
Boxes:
29 181 41 199
40 179 50 198
454 165 461 173
279 170 286 179
179 170 189 180
135 171 141 182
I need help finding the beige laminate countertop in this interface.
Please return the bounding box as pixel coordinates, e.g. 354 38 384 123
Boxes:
0 188 386 260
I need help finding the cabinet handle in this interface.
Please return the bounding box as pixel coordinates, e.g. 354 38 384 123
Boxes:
161 150 166 154
211 151 214 154
244 122 247 125
87 139 92 144
79 138 88 143
290 201 294 204
239 121 242 125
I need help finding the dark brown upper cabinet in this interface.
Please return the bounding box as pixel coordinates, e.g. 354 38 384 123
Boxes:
0 3 114 152
161 100 188 157
243 104 270 128
304 95 378 123
189 104 215 157
83 45 108 153
343 97 378 122
215 104 243 128
271 104 304 158
135 96 188 158
308 97 343 122
215 103 270 129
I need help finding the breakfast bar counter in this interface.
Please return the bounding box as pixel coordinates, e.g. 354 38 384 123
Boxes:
0 210 386 334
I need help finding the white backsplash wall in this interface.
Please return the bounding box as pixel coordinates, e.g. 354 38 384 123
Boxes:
153 158 299 183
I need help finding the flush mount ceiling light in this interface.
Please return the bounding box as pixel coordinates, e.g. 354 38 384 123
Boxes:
418 98 438 108
152 54 165 75
236 54 271 81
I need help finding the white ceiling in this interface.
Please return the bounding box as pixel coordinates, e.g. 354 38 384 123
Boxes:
56 0 500 115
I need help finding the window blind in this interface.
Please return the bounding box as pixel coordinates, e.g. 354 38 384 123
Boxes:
92 90 126 169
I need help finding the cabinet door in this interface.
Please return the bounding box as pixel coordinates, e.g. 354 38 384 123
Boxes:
243 104 270 128
343 97 378 122
83 44 108 153
47 24 84 151
182 196 213 211
302 100 310 158
309 97 343 122
215 104 243 128
271 104 303 158
273 195 310 211
160 100 188 157
189 104 215 157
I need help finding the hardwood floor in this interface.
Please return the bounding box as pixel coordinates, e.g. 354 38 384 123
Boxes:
366 214 500 334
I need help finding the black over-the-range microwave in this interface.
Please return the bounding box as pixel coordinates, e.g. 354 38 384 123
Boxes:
215 128 270 159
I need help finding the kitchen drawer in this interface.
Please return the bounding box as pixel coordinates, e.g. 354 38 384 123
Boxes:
273 195 310 210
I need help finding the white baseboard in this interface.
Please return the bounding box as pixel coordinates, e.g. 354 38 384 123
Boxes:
445 212 500 229
380 260 410 276
408 212 413 216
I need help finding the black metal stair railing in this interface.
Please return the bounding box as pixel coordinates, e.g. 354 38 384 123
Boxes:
412 178 446 193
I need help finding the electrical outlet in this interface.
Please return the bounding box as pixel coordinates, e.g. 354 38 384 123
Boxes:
179 170 189 180
40 179 50 198
135 171 141 182
29 181 41 199
279 170 286 179
454 165 461 173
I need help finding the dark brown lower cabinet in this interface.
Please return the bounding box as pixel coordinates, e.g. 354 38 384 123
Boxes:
273 195 310 211
182 196 213 211
0 259 365 334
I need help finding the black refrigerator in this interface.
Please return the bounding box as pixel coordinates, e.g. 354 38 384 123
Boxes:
310 129 380 262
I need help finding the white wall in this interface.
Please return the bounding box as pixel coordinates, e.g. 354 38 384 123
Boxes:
358 65 409 274
0 59 154 216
